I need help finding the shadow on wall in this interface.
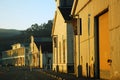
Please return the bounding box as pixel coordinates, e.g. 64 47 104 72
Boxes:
77 62 95 78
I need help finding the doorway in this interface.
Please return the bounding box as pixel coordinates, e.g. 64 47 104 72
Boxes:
95 10 110 79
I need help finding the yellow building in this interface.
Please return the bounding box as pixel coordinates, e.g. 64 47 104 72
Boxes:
2 43 25 66
71 0 120 79
52 0 74 73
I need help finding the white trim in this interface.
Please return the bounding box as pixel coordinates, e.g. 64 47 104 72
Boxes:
2 55 25 60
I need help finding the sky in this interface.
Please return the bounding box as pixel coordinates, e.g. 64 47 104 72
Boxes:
0 0 56 30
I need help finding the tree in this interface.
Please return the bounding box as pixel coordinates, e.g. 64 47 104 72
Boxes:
26 20 53 37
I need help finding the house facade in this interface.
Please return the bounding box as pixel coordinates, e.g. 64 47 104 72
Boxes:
1 35 52 69
2 43 26 66
52 0 74 73
71 0 120 79
30 36 53 69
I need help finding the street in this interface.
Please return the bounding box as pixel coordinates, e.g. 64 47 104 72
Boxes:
0 67 95 80
0 67 56 80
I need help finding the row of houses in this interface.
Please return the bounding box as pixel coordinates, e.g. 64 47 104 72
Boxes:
2 36 53 70
52 0 120 79
1 0 120 79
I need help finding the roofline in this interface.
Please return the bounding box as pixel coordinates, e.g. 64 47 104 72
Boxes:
51 11 57 36
71 0 78 16
71 0 92 17
11 43 21 46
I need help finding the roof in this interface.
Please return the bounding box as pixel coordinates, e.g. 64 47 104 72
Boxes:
58 0 74 21
34 37 52 42
34 37 52 53
58 7 73 21
21 43 30 47
40 42 52 53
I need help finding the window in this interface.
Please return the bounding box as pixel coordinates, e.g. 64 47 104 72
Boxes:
80 18 82 35
53 36 58 48
53 36 58 64
63 39 65 63
77 18 82 35
59 42 61 63
53 49 55 64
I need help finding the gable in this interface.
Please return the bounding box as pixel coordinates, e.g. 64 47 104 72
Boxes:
53 9 67 35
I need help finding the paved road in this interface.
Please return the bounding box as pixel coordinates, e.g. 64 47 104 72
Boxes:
0 67 95 80
0 67 56 80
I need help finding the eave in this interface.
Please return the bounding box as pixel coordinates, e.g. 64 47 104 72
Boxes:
71 0 78 17
58 7 73 22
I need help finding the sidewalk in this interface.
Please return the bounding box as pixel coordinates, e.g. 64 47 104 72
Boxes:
40 69 95 80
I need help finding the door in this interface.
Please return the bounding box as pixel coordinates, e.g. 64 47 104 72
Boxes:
99 11 110 79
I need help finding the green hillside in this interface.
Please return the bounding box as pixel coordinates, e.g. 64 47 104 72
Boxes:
0 28 22 38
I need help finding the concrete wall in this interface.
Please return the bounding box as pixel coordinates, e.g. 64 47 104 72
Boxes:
109 0 120 79
72 0 120 79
